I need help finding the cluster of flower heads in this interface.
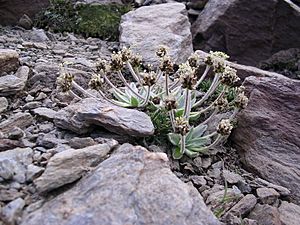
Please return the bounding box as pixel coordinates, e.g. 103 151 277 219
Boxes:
205 51 229 73
175 117 190 136
89 74 104 90
178 63 197 90
234 86 249 109
217 119 233 136
57 64 74 92
141 71 156 87
164 95 177 111
214 96 229 112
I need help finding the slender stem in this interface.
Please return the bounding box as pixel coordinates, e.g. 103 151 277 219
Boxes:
193 74 220 108
229 108 239 120
195 65 210 89
180 134 186 154
116 71 145 100
139 86 151 107
165 73 169 96
202 131 217 139
169 79 181 91
183 89 191 120
169 109 176 132
97 89 127 107
100 72 124 95
69 90 82 100
126 62 142 84
201 108 218 125
72 81 96 98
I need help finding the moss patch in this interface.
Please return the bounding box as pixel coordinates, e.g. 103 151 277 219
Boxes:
35 0 131 41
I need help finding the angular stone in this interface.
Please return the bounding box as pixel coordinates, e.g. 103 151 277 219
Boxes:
0 147 33 183
0 66 29 96
0 96 8 113
34 141 118 193
226 194 257 217
257 188 280 205
248 204 282 225
192 0 300 66
0 189 23 202
0 49 19 73
254 178 291 196
32 107 57 121
54 98 154 137
26 164 44 182
120 3 193 65
231 75 300 203
222 170 244 184
0 112 33 134
278 201 300 225
69 137 96 149
0 139 24 151
1 197 25 225
22 144 221 225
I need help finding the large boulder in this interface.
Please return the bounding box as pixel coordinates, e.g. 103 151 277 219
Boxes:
0 0 50 26
21 144 220 225
192 0 300 66
231 74 300 203
120 3 193 65
54 98 154 136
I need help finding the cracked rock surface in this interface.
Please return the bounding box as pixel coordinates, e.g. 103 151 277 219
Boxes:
21 144 220 225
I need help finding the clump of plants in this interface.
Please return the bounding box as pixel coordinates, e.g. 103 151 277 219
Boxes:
35 0 131 40
57 46 249 159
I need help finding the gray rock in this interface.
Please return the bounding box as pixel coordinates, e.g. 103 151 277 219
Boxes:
1 198 25 225
257 188 280 205
34 141 118 193
69 137 96 149
0 147 33 183
26 164 44 182
0 66 29 96
192 0 300 66
278 201 300 225
231 75 300 203
190 175 207 187
54 98 154 136
32 107 57 121
0 112 33 134
0 159 14 180
0 49 19 73
253 178 291 196
248 204 282 225
120 3 193 65
0 97 8 113
18 14 33 30
8 127 25 140
23 144 220 225
226 194 257 217
222 170 244 184
29 28 50 42
0 189 23 202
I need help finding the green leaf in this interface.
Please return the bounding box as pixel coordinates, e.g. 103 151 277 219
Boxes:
186 127 194 142
175 108 184 117
112 89 130 103
186 146 208 153
172 146 184 159
168 133 180 146
185 149 199 158
186 137 210 148
130 96 139 107
191 124 208 139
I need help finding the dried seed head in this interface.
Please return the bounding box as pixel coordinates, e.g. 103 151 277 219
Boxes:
188 53 200 68
120 47 133 62
89 74 104 90
234 92 249 109
151 96 161 105
159 56 174 74
96 59 110 73
57 71 74 92
178 63 197 90
164 95 178 111
214 96 229 111
175 117 190 135
237 86 245 94
220 66 240 86
156 45 168 58
110 52 124 71
217 119 233 136
130 53 142 68
141 71 156 86
205 51 229 73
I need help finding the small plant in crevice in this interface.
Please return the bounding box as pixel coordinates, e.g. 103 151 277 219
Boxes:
35 0 131 41
56 47 249 159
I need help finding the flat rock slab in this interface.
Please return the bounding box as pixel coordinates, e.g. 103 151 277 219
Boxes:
34 141 118 193
0 66 29 96
0 49 19 73
0 112 33 134
22 144 220 225
231 75 300 203
120 3 193 65
54 98 154 137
